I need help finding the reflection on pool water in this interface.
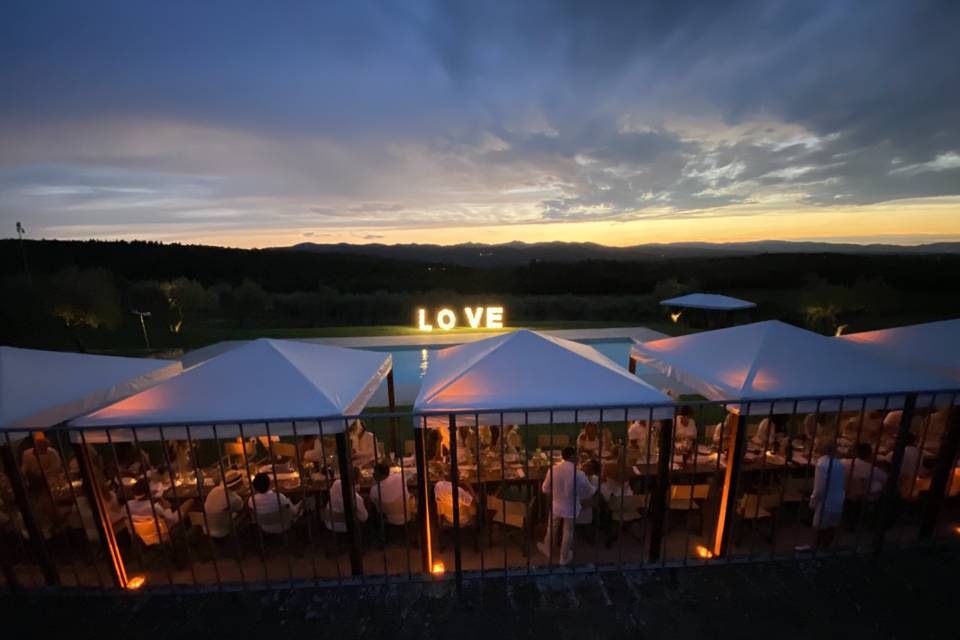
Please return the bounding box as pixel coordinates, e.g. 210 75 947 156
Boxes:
370 338 649 391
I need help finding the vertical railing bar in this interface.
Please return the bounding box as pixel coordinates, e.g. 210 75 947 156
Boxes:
264 422 295 587
184 424 221 590
28 429 81 587
447 414 462 593
847 397 869 553
61 427 110 589
44 428 85 588
476 413 484 577
156 426 199 590
130 427 175 591
210 424 247 589
394 417 412 582
317 419 343 586
238 423 270 587
594 408 603 571
747 403 774 561
498 411 507 577
523 411 531 577
290 421 320 586
103 428 145 577
1 431 36 589
371 430 390 581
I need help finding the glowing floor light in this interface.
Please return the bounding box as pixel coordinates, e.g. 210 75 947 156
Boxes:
431 561 446 576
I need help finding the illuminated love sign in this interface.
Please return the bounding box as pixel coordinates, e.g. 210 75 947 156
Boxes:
417 306 504 331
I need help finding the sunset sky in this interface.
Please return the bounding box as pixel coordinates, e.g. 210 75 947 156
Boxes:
2 1 959 248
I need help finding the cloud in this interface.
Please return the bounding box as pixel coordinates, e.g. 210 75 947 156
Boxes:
0 0 958 242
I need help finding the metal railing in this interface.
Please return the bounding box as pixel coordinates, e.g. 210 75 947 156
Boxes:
1 391 958 593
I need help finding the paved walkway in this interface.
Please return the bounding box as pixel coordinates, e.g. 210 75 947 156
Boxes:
2 547 956 638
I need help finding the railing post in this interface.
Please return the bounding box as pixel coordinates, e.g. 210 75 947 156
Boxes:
919 405 960 539
448 414 462 591
874 393 918 556
334 430 364 577
413 420 433 574
713 411 746 557
0 440 59 586
647 413 674 562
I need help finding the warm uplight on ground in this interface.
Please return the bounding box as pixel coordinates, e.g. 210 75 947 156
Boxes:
126 575 146 590
431 561 446 576
695 545 714 559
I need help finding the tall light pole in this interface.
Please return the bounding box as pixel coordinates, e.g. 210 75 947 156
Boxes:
132 310 152 349
15 221 32 286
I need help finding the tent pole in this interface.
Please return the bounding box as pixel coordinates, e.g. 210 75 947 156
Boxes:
712 412 746 557
0 441 59 586
919 405 960 539
412 421 433 574
334 431 364 577
387 369 399 456
647 414 674 562
874 393 917 556
73 440 127 589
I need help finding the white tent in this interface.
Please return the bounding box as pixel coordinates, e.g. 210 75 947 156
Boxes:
70 338 391 441
0 346 182 440
414 329 674 427
659 293 756 311
630 320 959 414
839 319 960 382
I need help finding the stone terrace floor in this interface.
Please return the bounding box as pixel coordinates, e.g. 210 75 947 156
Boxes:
2 546 958 639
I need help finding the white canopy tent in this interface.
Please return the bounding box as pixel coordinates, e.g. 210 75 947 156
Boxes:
414 329 674 427
839 319 960 382
630 320 959 415
659 293 756 311
69 338 392 441
0 346 182 441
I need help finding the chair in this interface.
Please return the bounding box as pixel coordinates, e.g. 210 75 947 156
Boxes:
253 507 296 535
669 484 709 509
487 493 533 555
537 434 570 449
188 510 237 539
607 494 648 540
270 442 298 461
436 496 479 552
224 441 256 465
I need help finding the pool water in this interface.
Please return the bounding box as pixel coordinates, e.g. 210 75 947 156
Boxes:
370 338 647 393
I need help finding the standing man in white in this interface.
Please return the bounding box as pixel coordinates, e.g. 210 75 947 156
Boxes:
538 446 597 565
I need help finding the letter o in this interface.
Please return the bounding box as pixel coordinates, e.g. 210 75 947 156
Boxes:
436 308 456 330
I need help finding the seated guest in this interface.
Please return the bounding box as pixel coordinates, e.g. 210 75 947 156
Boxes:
114 442 152 475
349 420 380 467
628 419 658 451
576 460 601 525
841 443 887 500
673 407 698 444
324 468 368 532
127 478 191 544
810 442 846 548
456 426 478 460
503 425 523 452
802 414 822 441
203 469 246 536
21 434 63 479
882 410 924 440
369 462 416 525
577 422 614 457
711 413 738 452
248 472 301 534
301 435 322 463
600 462 633 502
434 477 478 525
750 417 777 450
840 410 884 443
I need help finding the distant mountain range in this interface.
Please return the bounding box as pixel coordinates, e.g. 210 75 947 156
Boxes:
283 240 960 266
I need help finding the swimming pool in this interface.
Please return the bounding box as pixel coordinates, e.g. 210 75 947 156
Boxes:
366 337 650 404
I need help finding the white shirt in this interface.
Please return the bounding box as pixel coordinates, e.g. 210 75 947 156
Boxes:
204 484 243 515
841 458 887 497
751 418 775 447
811 456 846 516
351 430 379 467
674 417 697 441
126 497 180 526
369 471 409 509
600 479 633 501
325 478 368 532
434 480 475 524
21 447 62 478
541 460 596 519
248 490 298 534
628 421 653 447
